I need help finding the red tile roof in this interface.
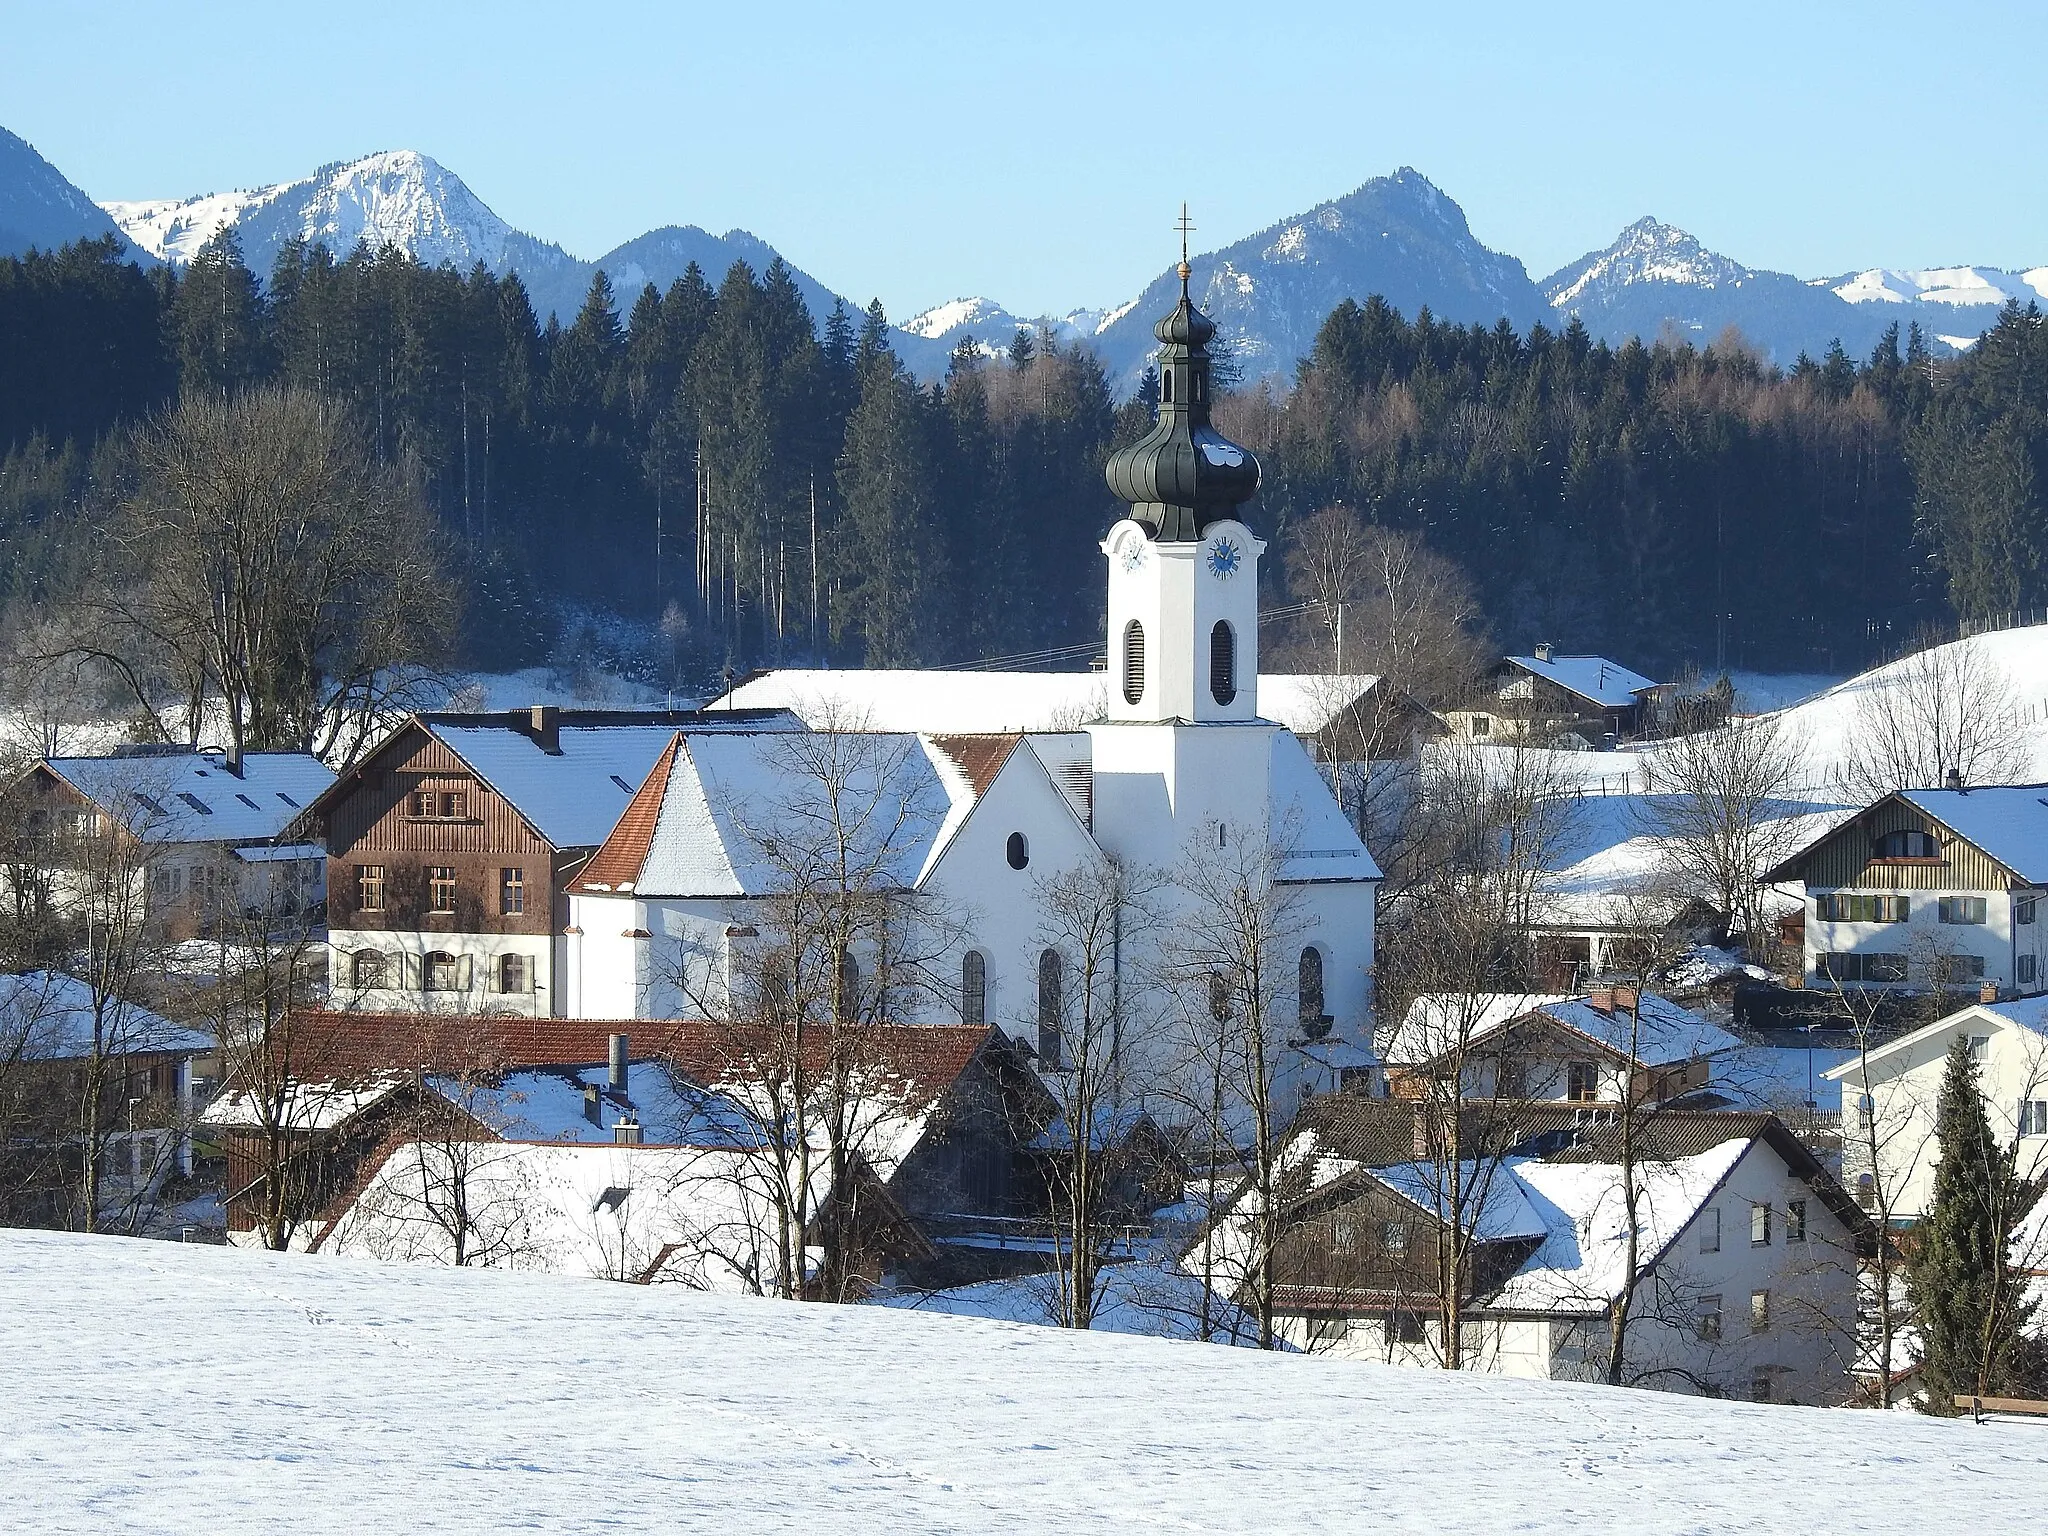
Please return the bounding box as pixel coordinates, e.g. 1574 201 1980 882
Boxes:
572 733 681 893
929 734 1020 797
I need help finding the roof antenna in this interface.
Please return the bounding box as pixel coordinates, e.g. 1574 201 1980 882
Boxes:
1175 203 1195 297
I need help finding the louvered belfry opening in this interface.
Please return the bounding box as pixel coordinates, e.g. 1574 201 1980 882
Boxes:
1122 619 1146 705
1210 620 1236 706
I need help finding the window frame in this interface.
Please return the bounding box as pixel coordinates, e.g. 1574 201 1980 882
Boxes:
1566 1060 1600 1102
499 866 525 917
428 866 457 914
1696 1294 1723 1342
1699 1206 1721 1254
1786 1199 1807 1242
1939 895 1988 926
1750 1202 1772 1247
357 864 386 914
961 949 987 1026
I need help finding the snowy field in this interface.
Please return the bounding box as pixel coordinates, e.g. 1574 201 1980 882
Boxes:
4 1231 2043 1534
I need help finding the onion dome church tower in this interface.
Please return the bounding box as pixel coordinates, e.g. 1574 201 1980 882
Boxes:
1100 240 1265 726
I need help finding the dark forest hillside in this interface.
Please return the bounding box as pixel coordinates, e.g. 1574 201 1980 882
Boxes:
3 233 2044 684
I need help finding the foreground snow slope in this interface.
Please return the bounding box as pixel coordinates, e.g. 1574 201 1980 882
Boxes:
1 1231 2037 1534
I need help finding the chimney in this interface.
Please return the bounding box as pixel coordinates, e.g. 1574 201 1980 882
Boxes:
222 739 244 778
608 1032 629 1093
1534 642 1554 663
614 1118 643 1146
1946 766 1965 792
582 1082 602 1126
1981 979 2000 1005
1611 985 1638 1014
529 704 561 755
1585 988 1613 1016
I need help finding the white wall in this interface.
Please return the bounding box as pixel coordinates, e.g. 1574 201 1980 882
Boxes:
1806 886 2036 992
330 928 555 1016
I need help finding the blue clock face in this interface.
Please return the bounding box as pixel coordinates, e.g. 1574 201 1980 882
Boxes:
1207 538 1241 578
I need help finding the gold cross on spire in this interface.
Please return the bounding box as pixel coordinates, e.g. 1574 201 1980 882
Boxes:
1175 203 1195 285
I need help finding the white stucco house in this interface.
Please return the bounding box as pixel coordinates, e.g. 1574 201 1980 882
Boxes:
1765 786 2048 995
1824 994 2048 1222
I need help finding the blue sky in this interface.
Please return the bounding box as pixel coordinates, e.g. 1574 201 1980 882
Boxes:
3 0 2042 319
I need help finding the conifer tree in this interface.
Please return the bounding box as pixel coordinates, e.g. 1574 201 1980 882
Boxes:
175 227 268 395
1909 1035 2036 1408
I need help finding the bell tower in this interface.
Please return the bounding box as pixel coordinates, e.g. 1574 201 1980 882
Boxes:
1100 217 1264 725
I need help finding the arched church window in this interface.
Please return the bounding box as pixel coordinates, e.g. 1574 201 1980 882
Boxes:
1037 948 1064 1069
1007 832 1029 870
1210 621 1237 706
961 950 987 1025
1299 946 1326 1024
1122 621 1146 705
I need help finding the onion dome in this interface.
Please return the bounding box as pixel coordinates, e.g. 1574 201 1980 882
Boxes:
1103 257 1260 541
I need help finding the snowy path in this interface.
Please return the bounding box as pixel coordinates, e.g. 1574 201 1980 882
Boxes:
1 1230 2041 1533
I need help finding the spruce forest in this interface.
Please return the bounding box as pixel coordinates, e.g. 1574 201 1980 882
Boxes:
4 231 2046 688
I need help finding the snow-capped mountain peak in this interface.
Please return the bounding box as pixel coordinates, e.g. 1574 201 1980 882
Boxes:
1546 217 1753 310
902 297 1012 340
1824 264 2048 310
104 149 548 272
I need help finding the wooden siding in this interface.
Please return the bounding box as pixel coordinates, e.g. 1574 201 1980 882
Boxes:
323 727 561 936
1800 797 2019 892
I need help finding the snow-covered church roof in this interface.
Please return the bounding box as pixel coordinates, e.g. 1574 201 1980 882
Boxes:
711 669 1387 739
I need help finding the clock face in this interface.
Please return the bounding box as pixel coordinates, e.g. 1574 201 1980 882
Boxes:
1207 538 1242 579
1120 538 1147 573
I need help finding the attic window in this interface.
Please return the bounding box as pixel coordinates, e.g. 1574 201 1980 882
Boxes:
235 793 259 809
1872 829 1939 860
610 775 633 793
132 792 166 816
178 792 213 815
275 792 299 808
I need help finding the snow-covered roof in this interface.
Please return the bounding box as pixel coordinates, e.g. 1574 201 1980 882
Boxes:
711 668 1387 739
320 1139 840 1288
1383 990 1739 1068
38 750 334 847
1895 786 2048 885
1505 654 1661 708
0 972 213 1060
1488 1140 1750 1312
429 1061 760 1149
232 842 325 864
427 723 714 850
579 732 983 898
1270 731 1382 882
1365 1158 1550 1243
1822 995 2048 1080
200 1074 404 1134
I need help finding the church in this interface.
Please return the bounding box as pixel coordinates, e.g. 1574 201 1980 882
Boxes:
564 259 1383 1111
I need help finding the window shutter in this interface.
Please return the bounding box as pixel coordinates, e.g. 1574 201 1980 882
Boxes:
457 954 474 991
402 952 421 990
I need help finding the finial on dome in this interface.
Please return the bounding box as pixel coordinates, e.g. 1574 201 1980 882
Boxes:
1174 203 1195 295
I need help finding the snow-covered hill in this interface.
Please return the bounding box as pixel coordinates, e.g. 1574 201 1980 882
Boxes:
3 1229 2030 1534
0 126 135 259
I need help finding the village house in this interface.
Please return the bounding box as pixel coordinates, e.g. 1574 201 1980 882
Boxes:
7 747 335 938
201 1011 1152 1289
1823 993 2048 1222
1764 784 2048 996
306 706 797 1018
1200 1097 1868 1403
1444 646 1666 747
0 970 216 1226
1380 989 1743 1109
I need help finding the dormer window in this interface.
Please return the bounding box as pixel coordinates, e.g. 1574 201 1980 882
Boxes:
1873 829 1939 860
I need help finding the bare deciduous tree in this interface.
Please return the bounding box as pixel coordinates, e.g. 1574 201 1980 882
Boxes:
1835 633 2028 802
63 386 457 765
1639 714 1808 956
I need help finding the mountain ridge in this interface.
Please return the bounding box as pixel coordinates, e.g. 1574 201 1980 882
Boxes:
51 137 2048 390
